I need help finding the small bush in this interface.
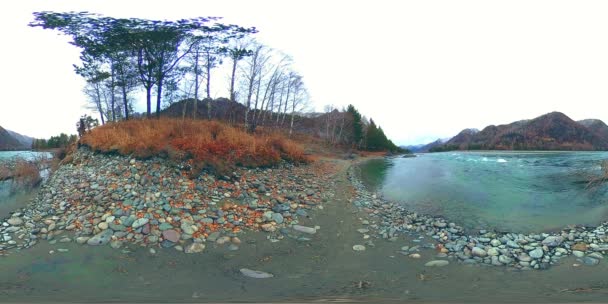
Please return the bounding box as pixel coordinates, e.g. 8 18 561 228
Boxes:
587 160 608 190
10 160 42 190
80 118 310 175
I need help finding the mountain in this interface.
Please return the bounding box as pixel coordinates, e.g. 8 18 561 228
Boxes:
445 128 479 147
0 126 28 150
6 129 33 147
432 112 608 151
403 144 424 152
578 119 608 140
405 138 449 153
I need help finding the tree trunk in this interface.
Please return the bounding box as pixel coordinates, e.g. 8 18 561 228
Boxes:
94 83 105 125
156 77 163 119
193 50 199 120
289 108 295 137
326 111 330 141
337 113 345 144
245 47 262 132
145 86 152 118
245 73 256 131
257 72 275 127
110 64 116 122
331 111 338 144
122 85 129 120
229 56 238 101
205 52 212 120
250 77 262 132
205 53 212 99
261 90 273 125
266 91 274 125
275 83 284 125
281 83 291 125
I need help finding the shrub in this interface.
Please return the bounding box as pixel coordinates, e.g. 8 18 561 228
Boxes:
80 118 310 175
12 160 42 190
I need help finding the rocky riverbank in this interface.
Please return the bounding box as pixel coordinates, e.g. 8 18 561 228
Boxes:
0 148 338 256
348 163 608 270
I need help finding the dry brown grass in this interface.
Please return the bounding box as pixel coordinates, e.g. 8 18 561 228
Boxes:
13 160 42 188
587 160 608 190
0 159 42 190
358 151 389 157
80 118 310 174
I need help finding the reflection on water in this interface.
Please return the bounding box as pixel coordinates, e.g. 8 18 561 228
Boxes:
360 151 608 233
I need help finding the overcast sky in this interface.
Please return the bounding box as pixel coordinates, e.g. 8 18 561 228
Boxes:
1 0 607 145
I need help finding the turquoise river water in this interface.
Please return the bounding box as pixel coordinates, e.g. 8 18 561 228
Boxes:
359 151 608 233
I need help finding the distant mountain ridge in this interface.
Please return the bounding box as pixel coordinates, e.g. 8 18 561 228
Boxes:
430 112 608 151
578 119 608 141
6 129 34 147
404 138 449 153
0 126 31 151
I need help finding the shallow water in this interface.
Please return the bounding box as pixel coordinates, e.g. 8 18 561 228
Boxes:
0 151 51 208
360 152 608 233
0 151 52 162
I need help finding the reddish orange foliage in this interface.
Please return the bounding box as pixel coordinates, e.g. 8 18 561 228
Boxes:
80 118 309 173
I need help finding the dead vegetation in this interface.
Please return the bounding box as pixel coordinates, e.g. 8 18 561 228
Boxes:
79 118 310 174
586 160 608 190
0 158 44 191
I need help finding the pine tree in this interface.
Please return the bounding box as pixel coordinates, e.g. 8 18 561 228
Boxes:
347 104 363 148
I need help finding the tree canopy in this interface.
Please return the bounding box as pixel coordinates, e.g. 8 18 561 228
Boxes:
29 11 257 119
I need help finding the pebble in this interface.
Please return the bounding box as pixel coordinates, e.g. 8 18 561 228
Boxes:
541 236 563 247
353 245 366 251
347 165 608 271
425 260 449 267
240 268 274 279
110 240 123 249
573 250 585 258
87 230 113 246
162 230 180 243
216 236 231 245
471 247 487 257
228 244 239 251
76 236 90 244
293 225 316 234
487 247 499 256
572 243 588 251
588 252 603 259
271 213 284 224
582 257 600 266
261 223 276 232
498 255 512 264
529 248 544 259
132 218 149 229
7 217 23 226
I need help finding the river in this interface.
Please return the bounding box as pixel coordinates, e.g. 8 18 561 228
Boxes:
359 151 608 233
